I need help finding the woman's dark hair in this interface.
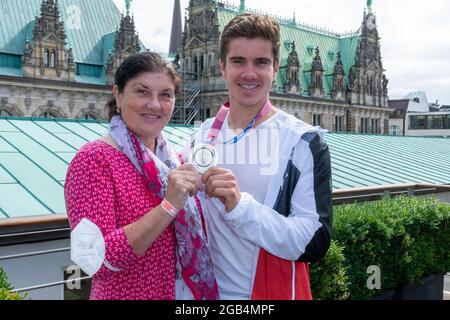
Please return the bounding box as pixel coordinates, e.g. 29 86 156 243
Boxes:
106 52 181 120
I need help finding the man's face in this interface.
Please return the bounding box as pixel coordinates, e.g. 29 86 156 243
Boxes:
220 37 279 110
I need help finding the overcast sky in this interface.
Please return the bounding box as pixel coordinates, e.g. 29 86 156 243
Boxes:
112 0 450 104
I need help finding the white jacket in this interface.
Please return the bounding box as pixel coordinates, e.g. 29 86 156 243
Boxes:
189 110 333 299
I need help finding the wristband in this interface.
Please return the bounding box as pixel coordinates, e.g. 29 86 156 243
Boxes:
161 199 179 218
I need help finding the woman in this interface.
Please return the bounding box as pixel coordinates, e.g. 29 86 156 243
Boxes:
65 52 218 300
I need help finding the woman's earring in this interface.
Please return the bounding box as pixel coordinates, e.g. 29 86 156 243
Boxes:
116 108 121 114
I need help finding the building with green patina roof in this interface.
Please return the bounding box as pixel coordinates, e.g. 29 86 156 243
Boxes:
0 0 144 120
177 0 392 133
0 0 393 134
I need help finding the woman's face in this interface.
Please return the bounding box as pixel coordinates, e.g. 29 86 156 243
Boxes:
114 71 176 147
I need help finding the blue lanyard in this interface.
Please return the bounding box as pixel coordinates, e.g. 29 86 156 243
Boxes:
219 115 258 145
209 100 273 145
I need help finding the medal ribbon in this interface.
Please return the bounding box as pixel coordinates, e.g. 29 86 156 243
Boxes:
207 100 273 146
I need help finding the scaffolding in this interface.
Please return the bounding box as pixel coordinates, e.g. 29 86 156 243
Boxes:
171 71 205 125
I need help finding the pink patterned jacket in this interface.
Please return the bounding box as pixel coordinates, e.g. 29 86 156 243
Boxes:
65 141 177 300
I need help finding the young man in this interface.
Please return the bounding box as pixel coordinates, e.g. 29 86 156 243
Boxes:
188 14 332 300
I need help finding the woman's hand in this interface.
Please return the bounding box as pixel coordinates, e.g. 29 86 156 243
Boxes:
165 164 201 211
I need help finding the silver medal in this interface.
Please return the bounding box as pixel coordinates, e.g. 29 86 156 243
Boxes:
190 144 217 174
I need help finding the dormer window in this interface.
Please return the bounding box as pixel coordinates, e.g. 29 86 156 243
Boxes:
284 40 292 49
328 51 334 59
43 49 57 68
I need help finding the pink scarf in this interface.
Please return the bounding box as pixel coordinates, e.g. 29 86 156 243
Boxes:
109 115 219 300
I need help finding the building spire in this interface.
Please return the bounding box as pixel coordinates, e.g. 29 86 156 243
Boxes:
125 0 132 16
367 0 373 13
239 0 245 12
169 0 182 55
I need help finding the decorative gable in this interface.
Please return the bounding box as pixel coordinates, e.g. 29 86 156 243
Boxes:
309 47 325 97
106 9 141 85
22 0 75 81
185 36 204 50
285 41 302 94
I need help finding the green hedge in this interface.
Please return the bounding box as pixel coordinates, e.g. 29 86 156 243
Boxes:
310 196 450 300
0 267 24 300
310 240 350 300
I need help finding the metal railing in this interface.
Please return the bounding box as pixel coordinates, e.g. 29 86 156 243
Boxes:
0 247 92 294
333 183 450 205
0 247 70 261
0 227 70 240
10 276 92 294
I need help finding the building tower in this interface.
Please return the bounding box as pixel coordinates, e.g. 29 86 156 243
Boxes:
284 41 301 94
332 52 346 101
180 0 221 86
347 0 388 108
309 47 325 98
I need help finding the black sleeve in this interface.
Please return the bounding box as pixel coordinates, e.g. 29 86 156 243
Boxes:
297 132 333 263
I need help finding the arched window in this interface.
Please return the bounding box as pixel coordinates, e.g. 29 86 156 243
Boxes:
193 56 198 79
338 77 343 90
315 74 321 86
199 55 204 75
83 114 97 120
40 111 58 119
50 50 56 67
44 49 50 67
0 109 13 117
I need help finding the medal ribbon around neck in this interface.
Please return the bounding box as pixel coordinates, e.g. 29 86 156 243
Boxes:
190 100 273 174
207 100 273 145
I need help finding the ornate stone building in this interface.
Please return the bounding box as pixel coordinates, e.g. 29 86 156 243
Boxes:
0 0 142 120
177 0 392 133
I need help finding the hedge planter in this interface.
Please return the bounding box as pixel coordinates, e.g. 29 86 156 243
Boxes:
332 196 450 300
372 274 444 300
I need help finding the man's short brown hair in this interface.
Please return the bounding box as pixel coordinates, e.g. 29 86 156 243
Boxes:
220 14 281 65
